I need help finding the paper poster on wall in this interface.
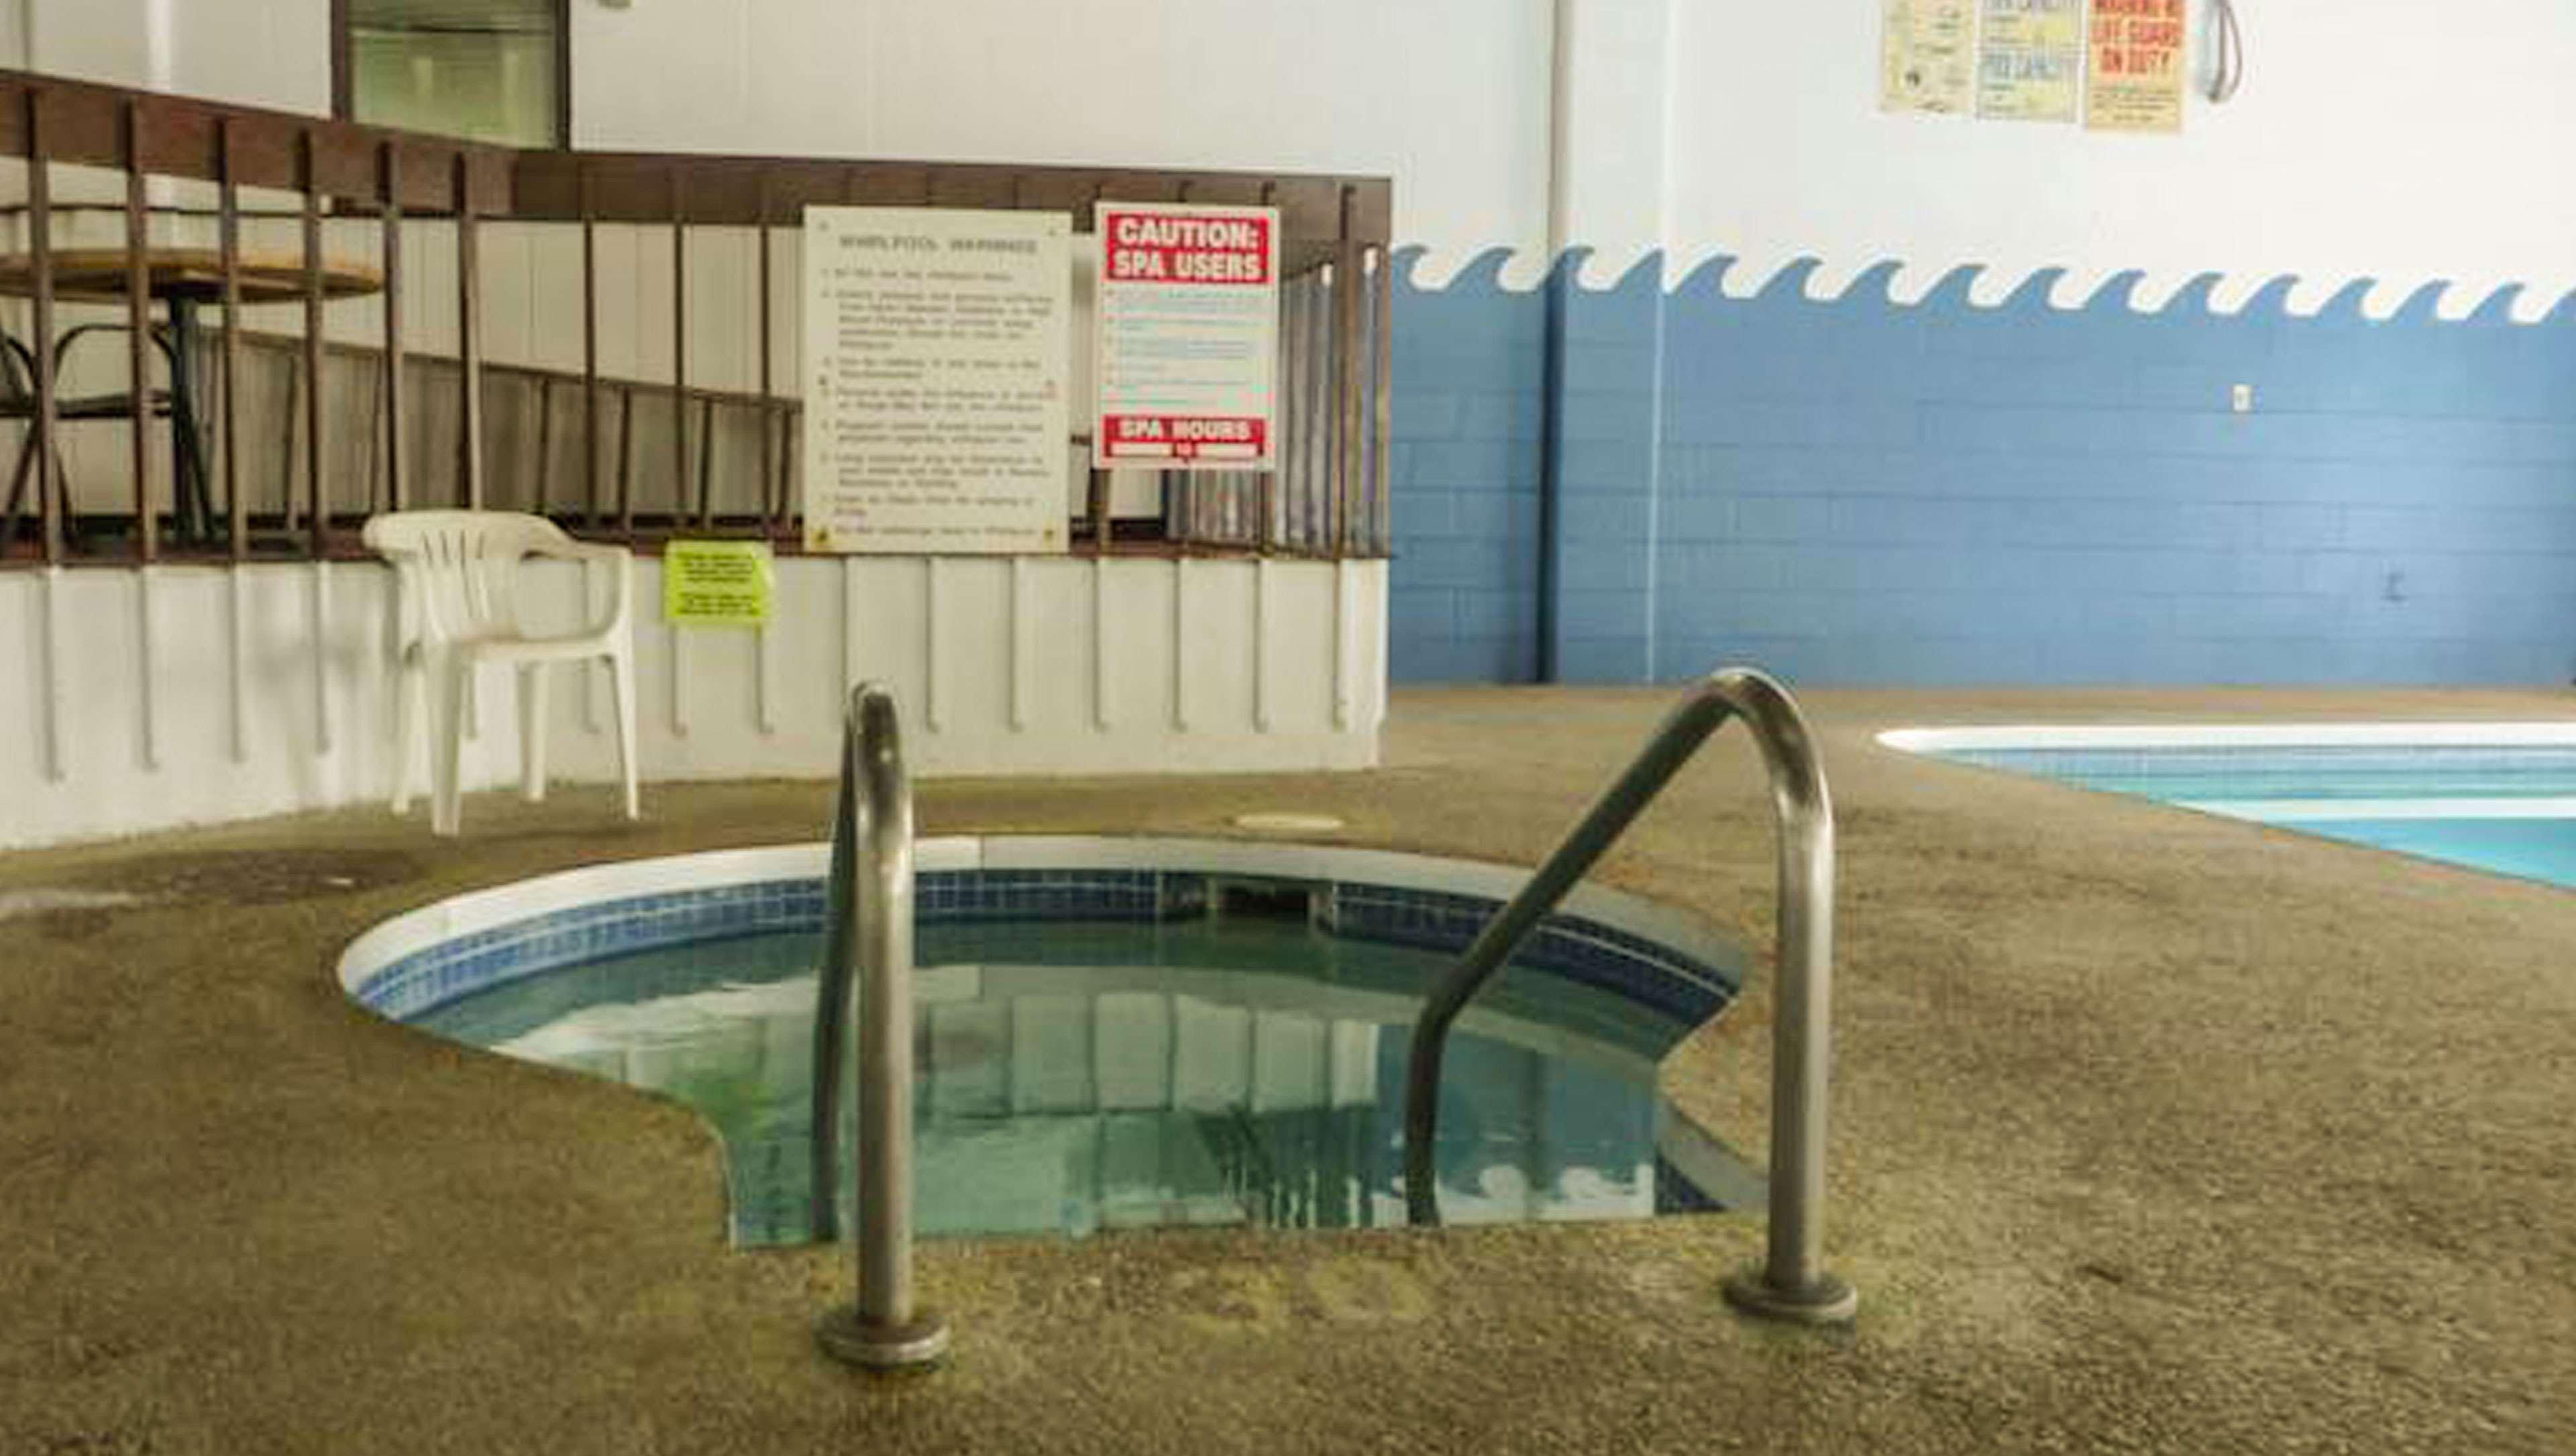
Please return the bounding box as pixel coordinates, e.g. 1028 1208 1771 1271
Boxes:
1880 0 1976 115
1092 202 1279 471
661 540 775 626
1978 0 2083 121
2086 0 2187 132
800 207 1069 554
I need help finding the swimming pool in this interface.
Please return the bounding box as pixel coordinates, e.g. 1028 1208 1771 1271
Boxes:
338 838 1758 1243
1882 724 2576 890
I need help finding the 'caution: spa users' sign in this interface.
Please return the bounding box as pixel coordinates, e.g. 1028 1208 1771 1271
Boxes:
1092 203 1279 472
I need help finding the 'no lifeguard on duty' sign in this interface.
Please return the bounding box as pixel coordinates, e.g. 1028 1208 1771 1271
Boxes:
1091 202 1279 472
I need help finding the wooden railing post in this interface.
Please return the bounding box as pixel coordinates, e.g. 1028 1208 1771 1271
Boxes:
1332 189 1364 561
580 163 600 529
218 118 245 561
757 170 776 536
1370 244 1392 558
23 87 60 564
123 100 156 562
455 152 484 510
301 130 327 556
381 141 407 513
672 167 692 527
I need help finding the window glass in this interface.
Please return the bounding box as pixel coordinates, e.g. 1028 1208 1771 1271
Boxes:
347 0 559 146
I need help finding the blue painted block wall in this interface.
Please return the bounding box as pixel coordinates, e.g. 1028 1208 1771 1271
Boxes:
1548 252 1666 684
1387 248 2576 686
1387 250 1548 683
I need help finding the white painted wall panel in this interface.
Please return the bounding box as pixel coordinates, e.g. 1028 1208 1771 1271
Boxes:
1018 562 1090 735
1096 562 1173 733
0 557 1384 849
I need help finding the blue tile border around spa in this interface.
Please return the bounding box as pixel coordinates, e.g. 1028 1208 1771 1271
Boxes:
356 865 1740 1031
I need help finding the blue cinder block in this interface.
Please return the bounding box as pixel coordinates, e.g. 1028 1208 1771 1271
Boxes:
1556 633 1654 684
1458 391 1552 444
1457 588 1536 641
1556 587 1650 640
1383 243 2576 685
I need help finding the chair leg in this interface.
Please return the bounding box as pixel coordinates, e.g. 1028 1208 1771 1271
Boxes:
48 444 78 552
519 662 550 802
390 656 424 814
1 430 35 545
427 649 468 837
606 650 639 820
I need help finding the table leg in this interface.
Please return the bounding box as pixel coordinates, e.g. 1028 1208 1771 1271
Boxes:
165 298 214 542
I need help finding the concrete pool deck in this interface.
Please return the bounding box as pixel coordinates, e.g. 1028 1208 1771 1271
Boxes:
4 686 2573 1454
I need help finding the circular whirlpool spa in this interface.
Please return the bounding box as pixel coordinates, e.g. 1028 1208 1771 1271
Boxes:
339 836 1759 1241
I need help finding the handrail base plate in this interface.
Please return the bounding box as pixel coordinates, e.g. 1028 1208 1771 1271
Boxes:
818 1305 953 1371
1723 1269 1859 1327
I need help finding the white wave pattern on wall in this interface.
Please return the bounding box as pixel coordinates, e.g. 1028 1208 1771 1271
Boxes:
1399 245 2576 327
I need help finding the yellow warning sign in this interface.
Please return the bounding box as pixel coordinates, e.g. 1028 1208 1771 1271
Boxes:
663 539 775 627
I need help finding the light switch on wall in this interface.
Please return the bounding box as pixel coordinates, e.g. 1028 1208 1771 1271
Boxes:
2231 383 2255 413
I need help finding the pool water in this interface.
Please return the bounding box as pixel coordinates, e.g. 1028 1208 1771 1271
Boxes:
414 915 1739 1245
1931 742 2576 890
2247 817 2576 888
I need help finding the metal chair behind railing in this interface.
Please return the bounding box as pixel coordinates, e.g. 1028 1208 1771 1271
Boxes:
0 328 181 551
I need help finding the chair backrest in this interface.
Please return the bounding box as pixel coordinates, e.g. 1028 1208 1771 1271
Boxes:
363 510 576 644
0 334 36 407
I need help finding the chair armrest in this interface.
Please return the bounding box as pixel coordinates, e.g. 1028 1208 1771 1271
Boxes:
532 538 631 566
529 539 634 636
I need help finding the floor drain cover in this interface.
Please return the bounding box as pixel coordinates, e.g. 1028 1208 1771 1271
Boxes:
1230 812 1346 834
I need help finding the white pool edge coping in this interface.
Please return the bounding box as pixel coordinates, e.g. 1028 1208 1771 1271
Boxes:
1878 721 2576 754
2182 796 2576 823
335 835 1740 998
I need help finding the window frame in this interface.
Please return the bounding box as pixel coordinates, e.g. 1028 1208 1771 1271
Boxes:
331 0 572 149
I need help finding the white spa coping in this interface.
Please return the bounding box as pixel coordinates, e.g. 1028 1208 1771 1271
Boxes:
336 835 1739 997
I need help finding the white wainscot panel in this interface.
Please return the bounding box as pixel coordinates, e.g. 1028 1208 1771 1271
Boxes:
0 556 1382 849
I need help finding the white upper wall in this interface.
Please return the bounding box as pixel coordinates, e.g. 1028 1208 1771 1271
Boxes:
12 0 2573 312
12 0 328 111
568 0 1554 284
166 0 331 113
1665 1 2576 317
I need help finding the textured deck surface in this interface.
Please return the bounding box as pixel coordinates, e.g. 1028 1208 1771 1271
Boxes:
3 686 2572 1455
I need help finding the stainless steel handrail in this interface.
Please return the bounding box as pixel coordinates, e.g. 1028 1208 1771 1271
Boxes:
1400 667 1858 1324
809 683 950 1369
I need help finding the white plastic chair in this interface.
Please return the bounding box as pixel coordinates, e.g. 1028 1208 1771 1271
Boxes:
364 511 637 836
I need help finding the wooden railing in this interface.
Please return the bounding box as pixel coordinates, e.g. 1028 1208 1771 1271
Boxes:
0 68 1393 568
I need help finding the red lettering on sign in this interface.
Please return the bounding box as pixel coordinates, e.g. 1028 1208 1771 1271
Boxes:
1100 209 1274 288
1100 415 1269 460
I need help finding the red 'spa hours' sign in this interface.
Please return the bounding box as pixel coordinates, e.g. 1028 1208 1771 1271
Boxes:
1092 203 1279 471
1101 414 1269 464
